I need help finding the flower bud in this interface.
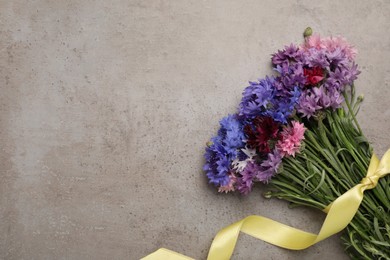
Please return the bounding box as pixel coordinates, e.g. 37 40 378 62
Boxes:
314 110 326 121
303 27 313 38
357 94 364 103
263 191 273 199
206 141 213 147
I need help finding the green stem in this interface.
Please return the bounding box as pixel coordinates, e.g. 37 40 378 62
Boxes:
343 86 363 134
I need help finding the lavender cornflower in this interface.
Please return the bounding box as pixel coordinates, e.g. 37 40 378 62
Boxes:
297 86 345 118
328 63 360 88
257 151 282 183
276 63 307 89
326 47 349 69
297 89 322 118
272 44 303 67
237 161 260 195
304 48 329 68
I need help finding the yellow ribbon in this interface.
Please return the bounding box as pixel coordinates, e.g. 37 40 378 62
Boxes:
142 150 390 260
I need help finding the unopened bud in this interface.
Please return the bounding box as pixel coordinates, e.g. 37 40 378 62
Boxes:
303 27 313 38
357 94 364 103
263 191 273 199
314 110 326 121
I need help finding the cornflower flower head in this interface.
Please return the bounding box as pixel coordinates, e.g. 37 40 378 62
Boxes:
276 121 306 157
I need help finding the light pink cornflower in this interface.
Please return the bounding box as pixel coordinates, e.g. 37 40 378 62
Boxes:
301 33 322 50
218 173 237 193
321 36 357 60
276 121 306 157
302 34 357 60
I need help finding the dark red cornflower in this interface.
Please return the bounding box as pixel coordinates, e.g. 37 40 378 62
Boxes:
244 116 280 154
304 67 324 86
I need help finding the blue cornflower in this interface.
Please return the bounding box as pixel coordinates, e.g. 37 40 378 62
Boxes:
218 114 245 156
267 87 301 124
239 76 275 118
204 141 230 186
204 114 245 186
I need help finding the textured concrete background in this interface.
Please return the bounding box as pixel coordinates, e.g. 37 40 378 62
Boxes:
1 1 390 259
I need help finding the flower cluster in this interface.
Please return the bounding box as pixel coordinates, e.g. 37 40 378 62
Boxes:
204 33 359 194
275 34 360 118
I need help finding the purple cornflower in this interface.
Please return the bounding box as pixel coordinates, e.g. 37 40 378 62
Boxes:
328 63 360 88
297 86 345 118
326 48 349 69
237 161 260 195
297 89 322 118
257 151 282 183
276 63 307 89
272 44 304 66
328 87 344 109
304 48 329 68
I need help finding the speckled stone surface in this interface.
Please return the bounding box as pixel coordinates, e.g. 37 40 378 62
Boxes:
1 1 390 259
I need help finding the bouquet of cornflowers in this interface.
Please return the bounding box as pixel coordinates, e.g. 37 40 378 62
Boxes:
204 29 390 259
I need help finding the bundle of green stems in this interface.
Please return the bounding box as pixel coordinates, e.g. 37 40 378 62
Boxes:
268 85 390 259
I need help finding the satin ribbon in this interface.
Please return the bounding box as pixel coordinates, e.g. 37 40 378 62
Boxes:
142 150 390 260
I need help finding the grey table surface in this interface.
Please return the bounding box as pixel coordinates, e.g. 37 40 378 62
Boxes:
1 0 390 259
